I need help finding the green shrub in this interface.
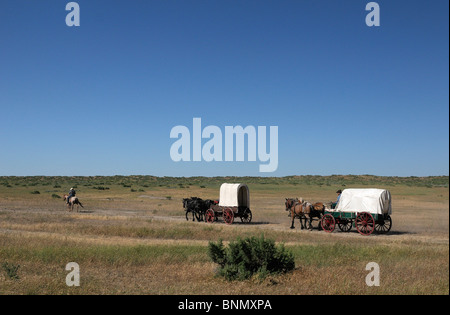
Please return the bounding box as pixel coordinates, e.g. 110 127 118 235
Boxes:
208 235 295 281
30 191 40 195
93 186 109 190
2 262 20 280
52 194 61 199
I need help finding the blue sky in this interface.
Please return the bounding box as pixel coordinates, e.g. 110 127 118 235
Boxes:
0 0 448 177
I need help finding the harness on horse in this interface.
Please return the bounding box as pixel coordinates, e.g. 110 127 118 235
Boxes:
287 199 313 217
286 199 299 217
302 201 312 208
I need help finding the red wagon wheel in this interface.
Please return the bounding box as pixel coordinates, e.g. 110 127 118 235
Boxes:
321 214 336 233
223 208 234 225
205 209 215 223
356 212 375 236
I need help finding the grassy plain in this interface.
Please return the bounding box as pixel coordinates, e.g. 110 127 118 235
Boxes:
0 175 448 295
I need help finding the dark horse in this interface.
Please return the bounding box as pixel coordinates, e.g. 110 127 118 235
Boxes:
183 197 216 222
285 198 325 230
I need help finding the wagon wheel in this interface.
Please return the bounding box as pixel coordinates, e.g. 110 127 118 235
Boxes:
356 212 375 236
223 208 234 225
240 208 252 224
337 219 352 232
321 214 336 233
375 215 392 234
205 209 215 223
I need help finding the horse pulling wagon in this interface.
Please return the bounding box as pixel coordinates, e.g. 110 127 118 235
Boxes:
205 183 253 225
321 189 393 236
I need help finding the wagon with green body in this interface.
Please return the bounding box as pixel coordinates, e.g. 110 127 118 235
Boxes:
321 189 393 236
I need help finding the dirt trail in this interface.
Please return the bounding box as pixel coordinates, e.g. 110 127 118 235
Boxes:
1 206 448 246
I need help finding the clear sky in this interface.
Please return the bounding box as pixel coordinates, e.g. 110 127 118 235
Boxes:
0 0 448 177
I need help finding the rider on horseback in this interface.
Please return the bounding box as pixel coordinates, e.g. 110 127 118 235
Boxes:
67 187 76 205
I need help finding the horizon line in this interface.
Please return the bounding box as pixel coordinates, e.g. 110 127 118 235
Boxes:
0 174 448 178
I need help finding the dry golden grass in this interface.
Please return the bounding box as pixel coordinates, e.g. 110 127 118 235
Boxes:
0 176 448 295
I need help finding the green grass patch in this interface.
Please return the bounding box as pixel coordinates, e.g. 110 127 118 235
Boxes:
0 241 207 267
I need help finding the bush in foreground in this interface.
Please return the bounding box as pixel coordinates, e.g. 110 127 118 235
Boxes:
2 262 20 280
208 235 295 281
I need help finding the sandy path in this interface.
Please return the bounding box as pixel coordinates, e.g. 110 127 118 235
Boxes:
0 206 448 246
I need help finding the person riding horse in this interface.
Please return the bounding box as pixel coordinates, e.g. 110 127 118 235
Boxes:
67 188 76 205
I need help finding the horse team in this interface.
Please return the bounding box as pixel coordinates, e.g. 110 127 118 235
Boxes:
182 197 218 222
285 198 326 230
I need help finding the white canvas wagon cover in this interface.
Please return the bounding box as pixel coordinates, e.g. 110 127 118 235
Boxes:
335 189 392 215
219 183 250 208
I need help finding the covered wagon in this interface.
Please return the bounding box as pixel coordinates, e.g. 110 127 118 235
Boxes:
321 188 393 235
205 183 253 225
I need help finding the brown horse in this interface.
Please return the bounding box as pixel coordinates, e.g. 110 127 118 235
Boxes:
312 202 326 229
285 198 325 230
64 195 84 212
